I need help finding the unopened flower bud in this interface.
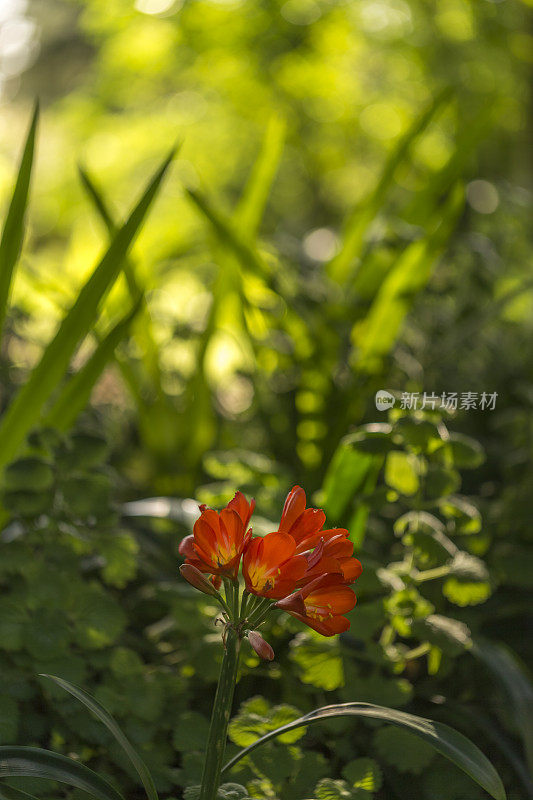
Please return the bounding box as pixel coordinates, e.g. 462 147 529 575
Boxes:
247 630 274 661
180 564 219 597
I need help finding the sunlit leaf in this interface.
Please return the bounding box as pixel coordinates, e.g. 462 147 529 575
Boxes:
0 103 38 337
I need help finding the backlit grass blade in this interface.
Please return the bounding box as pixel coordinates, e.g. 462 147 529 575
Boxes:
327 88 452 284
187 188 271 281
406 104 493 225
41 675 158 800
0 747 124 800
0 146 175 468
79 165 167 397
43 299 142 431
0 102 39 337
222 702 506 800
235 114 286 237
353 182 464 370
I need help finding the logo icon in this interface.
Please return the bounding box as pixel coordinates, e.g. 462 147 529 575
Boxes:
375 390 395 411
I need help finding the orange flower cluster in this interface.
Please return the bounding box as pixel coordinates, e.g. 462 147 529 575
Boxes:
179 486 361 637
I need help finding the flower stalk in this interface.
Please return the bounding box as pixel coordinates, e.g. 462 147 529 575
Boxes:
199 625 241 800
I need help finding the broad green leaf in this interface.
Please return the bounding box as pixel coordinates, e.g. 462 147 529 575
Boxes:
472 640 533 778
442 577 492 607
344 424 395 455
41 675 158 800
0 103 38 337
327 88 452 284
0 747 124 800
447 433 485 469
43 299 142 431
321 442 374 522
221 702 506 800
373 726 435 774
289 633 344 691
384 451 419 496
3 457 54 492
342 758 382 793
0 147 175 468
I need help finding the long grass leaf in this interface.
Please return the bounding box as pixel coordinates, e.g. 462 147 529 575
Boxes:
327 88 452 284
79 166 166 396
234 115 286 237
0 747 124 800
352 182 464 370
0 102 39 336
41 675 158 800
42 299 142 431
187 188 271 281
222 701 506 800
0 147 175 468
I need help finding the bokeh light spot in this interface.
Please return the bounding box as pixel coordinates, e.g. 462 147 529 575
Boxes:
466 180 499 214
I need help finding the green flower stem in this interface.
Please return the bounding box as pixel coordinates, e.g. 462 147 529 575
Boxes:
199 625 241 800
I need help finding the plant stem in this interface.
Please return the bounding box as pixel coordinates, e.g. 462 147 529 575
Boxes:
199 625 241 800
414 564 452 583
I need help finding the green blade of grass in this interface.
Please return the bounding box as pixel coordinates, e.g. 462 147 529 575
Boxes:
78 165 166 395
0 102 39 337
42 298 142 431
187 188 272 281
352 182 464 371
234 114 286 237
327 88 452 285
0 146 175 468
222 702 506 800
41 675 158 800
0 748 124 800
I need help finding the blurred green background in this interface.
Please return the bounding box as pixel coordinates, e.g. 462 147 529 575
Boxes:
0 1 532 799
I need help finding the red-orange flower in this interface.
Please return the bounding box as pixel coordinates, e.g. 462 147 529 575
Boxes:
179 491 254 579
278 485 326 544
275 573 357 636
295 530 362 586
243 531 308 599
279 486 362 587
